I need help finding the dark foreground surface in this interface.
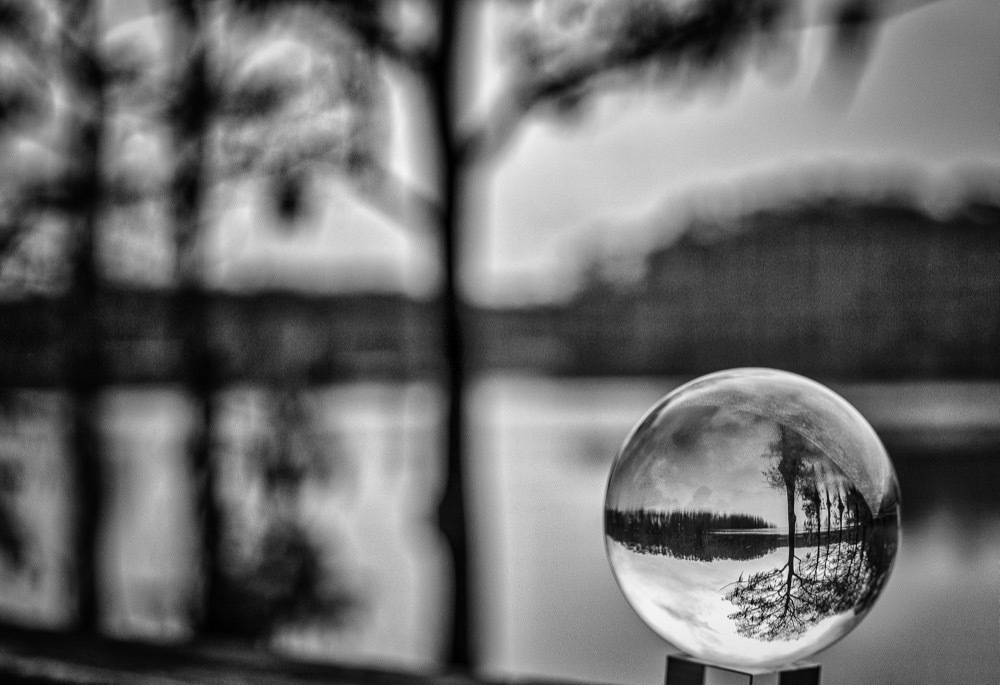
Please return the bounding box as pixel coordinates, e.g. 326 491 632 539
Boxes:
0 625 572 685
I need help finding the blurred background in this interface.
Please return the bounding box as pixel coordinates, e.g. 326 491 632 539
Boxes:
0 1 998 684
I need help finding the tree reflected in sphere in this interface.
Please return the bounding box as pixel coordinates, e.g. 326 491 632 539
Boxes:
604 368 900 669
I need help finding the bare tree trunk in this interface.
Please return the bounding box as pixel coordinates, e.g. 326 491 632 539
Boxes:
427 0 473 668
813 490 821 577
167 0 223 634
61 0 107 632
837 494 844 545
784 479 796 566
825 493 832 567
778 427 797 617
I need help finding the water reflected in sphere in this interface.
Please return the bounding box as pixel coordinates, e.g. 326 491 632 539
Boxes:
604 369 900 669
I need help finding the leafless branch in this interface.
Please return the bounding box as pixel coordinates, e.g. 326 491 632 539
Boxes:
457 0 948 162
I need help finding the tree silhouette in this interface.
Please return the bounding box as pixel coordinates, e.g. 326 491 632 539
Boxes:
725 429 890 642
765 425 813 570
210 384 354 639
156 0 388 636
0 5 57 615
798 467 823 572
723 425 821 639
0 0 178 630
0 404 27 574
12 0 109 631
158 0 226 635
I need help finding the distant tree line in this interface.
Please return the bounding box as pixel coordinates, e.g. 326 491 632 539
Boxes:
605 508 779 561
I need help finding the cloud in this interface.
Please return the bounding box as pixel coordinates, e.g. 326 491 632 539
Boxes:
688 485 712 507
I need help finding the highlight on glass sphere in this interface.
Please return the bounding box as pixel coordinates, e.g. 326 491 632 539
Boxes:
604 368 901 670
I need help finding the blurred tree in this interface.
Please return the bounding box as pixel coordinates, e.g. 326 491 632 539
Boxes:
0 0 56 283
0 0 143 630
0 403 27 574
161 0 224 636
762 425 814 596
59 0 110 633
160 0 388 637
798 467 823 562
211 385 354 640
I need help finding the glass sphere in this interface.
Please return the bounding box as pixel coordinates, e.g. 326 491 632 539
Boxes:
604 368 900 669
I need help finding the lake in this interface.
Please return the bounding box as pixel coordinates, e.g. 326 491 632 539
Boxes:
0 376 997 684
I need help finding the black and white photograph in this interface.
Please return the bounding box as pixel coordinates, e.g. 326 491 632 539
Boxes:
0 1 997 684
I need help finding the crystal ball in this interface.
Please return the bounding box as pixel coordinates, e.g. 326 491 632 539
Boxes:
604 368 900 669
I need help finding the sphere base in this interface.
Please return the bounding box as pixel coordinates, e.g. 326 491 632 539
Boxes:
666 654 820 685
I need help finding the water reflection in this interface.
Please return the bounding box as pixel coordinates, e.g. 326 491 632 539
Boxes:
0 382 446 667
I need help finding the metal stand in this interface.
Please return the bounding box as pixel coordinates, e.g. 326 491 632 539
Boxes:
665 654 820 685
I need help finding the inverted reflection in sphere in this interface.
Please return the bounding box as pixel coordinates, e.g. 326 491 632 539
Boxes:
604 368 900 669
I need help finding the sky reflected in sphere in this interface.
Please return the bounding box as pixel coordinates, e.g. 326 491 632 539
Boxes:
604 368 901 669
